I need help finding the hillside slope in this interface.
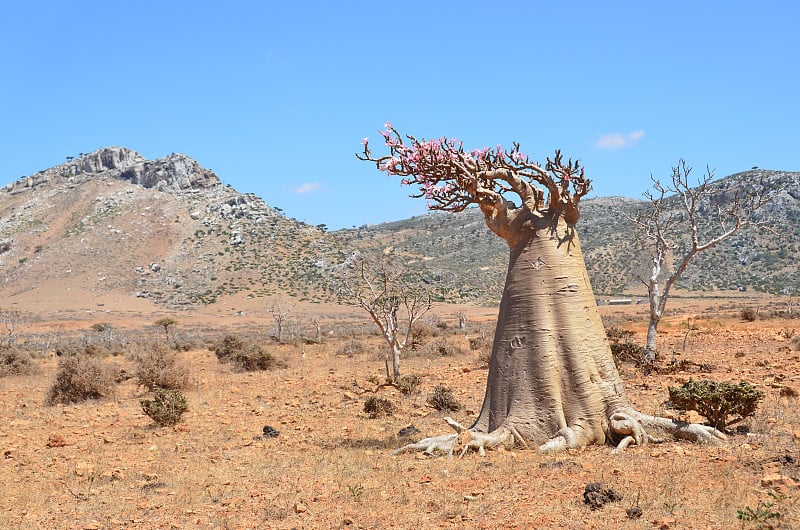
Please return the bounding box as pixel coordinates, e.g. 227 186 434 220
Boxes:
0 147 345 311
0 149 796 313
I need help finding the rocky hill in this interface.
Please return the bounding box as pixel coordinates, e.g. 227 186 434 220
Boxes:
0 149 796 313
0 147 347 310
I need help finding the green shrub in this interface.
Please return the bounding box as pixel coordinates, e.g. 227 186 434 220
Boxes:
141 388 188 426
46 355 117 405
0 347 38 377
427 385 461 412
133 342 190 390
363 396 394 418
668 379 764 431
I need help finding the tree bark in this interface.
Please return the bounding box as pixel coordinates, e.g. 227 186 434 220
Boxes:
471 212 627 447
645 318 659 363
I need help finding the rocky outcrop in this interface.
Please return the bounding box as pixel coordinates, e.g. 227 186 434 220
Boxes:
73 147 145 174
3 147 220 194
119 153 220 191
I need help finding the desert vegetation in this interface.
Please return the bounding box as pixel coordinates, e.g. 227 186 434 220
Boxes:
0 297 798 528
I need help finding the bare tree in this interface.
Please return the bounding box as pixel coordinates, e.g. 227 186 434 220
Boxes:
359 123 724 455
628 160 769 365
268 298 294 343
309 316 322 342
341 257 432 383
0 309 24 347
91 322 115 349
456 311 468 331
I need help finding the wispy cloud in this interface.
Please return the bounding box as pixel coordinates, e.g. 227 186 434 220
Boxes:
594 129 646 150
293 182 320 194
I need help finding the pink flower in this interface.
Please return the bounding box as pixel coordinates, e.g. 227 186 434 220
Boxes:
361 137 369 146
384 121 393 130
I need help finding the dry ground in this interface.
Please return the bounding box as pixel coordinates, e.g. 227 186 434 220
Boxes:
1 294 799 529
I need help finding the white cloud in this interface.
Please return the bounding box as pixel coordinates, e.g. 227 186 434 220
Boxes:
594 129 646 150
293 182 320 194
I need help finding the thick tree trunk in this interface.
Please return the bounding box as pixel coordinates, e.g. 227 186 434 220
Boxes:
471 213 627 447
395 212 726 456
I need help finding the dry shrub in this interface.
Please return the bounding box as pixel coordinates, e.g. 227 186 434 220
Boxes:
213 334 286 372
133 342 191 390
0 347 38 377
417 337 464 358
55 342 103 358
410 323 438 350
397 374 421 395
469 330 494 367
336 339 367 357
45 354 117 405
363 396 394 418
427 385 461 412
605 327 645 365
792 335 800 352
740 308 758 322
141 388 189 427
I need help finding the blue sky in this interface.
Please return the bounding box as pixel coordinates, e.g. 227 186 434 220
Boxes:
1 1 797 229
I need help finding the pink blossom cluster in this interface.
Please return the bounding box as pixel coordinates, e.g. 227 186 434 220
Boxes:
360 122 573 210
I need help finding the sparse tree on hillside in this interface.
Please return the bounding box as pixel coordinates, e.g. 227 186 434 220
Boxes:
358 123 725 455
154 317 177 342
341 257 432 383
628 161 769 367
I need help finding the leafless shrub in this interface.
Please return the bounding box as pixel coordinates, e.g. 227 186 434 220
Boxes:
740 308 758 322
0 347 38 377
45 355 118 405
477 350 492 369
397 374 422 395
409 323 437 350
417 337 464 358
336 339 367 357
427 385 461 412
605 327 646 366
55 342 103 358
133 342 191 390
363 396 394 418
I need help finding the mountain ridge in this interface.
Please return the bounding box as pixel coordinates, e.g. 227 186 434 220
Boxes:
0 148 796 314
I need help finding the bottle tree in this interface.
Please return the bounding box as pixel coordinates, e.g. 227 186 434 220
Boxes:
359 123 725 454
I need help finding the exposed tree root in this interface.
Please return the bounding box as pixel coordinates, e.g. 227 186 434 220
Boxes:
393 417 513 457
393 411 726 457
